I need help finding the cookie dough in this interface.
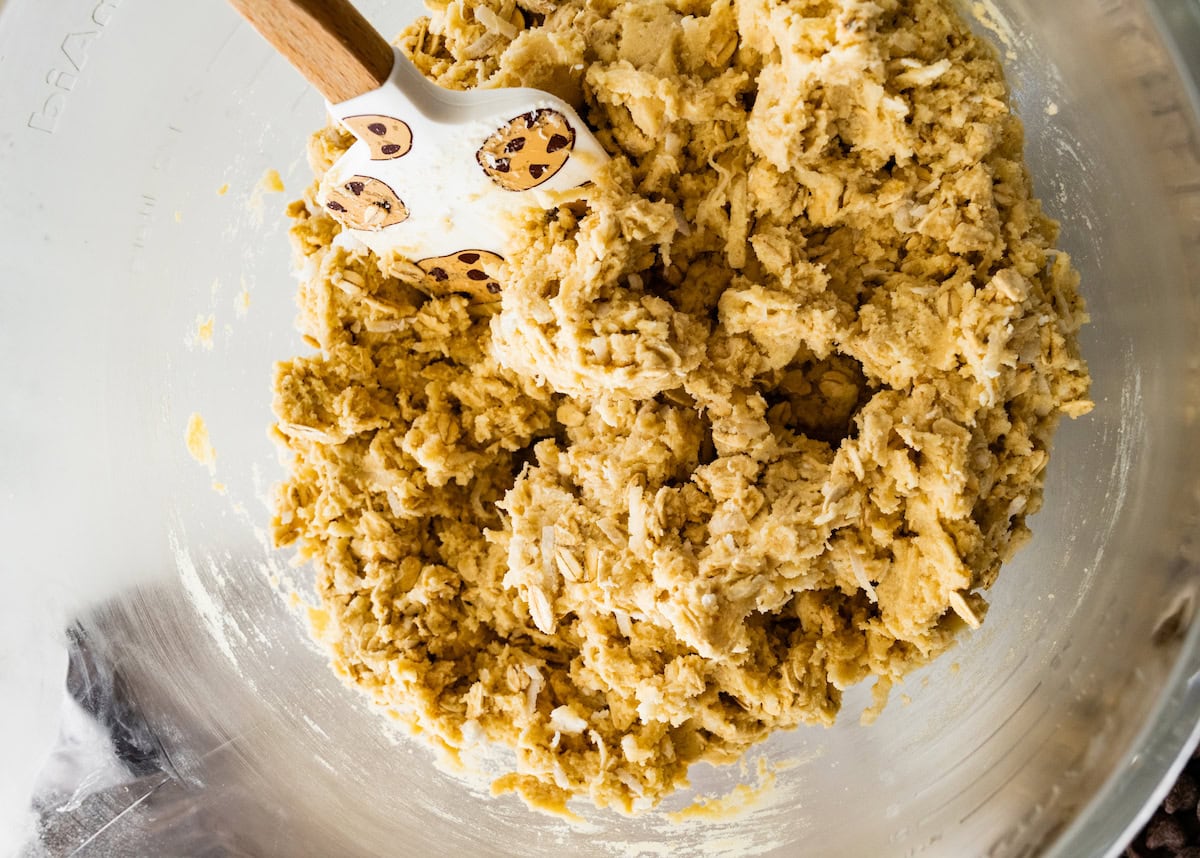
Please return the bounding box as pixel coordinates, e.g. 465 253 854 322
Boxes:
271 0 1092 814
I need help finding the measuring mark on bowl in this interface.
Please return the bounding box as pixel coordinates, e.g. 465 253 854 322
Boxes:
957 708 1057 824
26 0 123 135
913 675 1043 801
203 21 243 75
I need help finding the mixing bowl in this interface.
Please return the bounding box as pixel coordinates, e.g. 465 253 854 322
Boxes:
2 0 1198 855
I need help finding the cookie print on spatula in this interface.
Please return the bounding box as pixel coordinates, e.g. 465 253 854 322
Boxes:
417 250 504 307
477 109 578 192
325 175 408 231
343 114 413 160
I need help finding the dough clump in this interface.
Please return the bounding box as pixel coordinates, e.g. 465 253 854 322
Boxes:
271 0 1092 813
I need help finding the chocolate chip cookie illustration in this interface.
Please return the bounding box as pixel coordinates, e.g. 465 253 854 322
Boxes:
324 175 409 231
417 250 504 304
476 108 577 191
343 114 413 160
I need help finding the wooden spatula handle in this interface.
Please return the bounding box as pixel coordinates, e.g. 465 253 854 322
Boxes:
227 0 394 103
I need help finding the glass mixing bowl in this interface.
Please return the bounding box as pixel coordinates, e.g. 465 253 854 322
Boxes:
1 0 1198 855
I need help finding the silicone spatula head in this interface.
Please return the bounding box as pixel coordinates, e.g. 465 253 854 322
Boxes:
227 0 608 306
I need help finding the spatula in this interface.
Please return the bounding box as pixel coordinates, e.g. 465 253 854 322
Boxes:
227 0 608 306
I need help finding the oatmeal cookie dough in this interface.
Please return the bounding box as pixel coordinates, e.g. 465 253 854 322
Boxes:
271 0 1092 814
